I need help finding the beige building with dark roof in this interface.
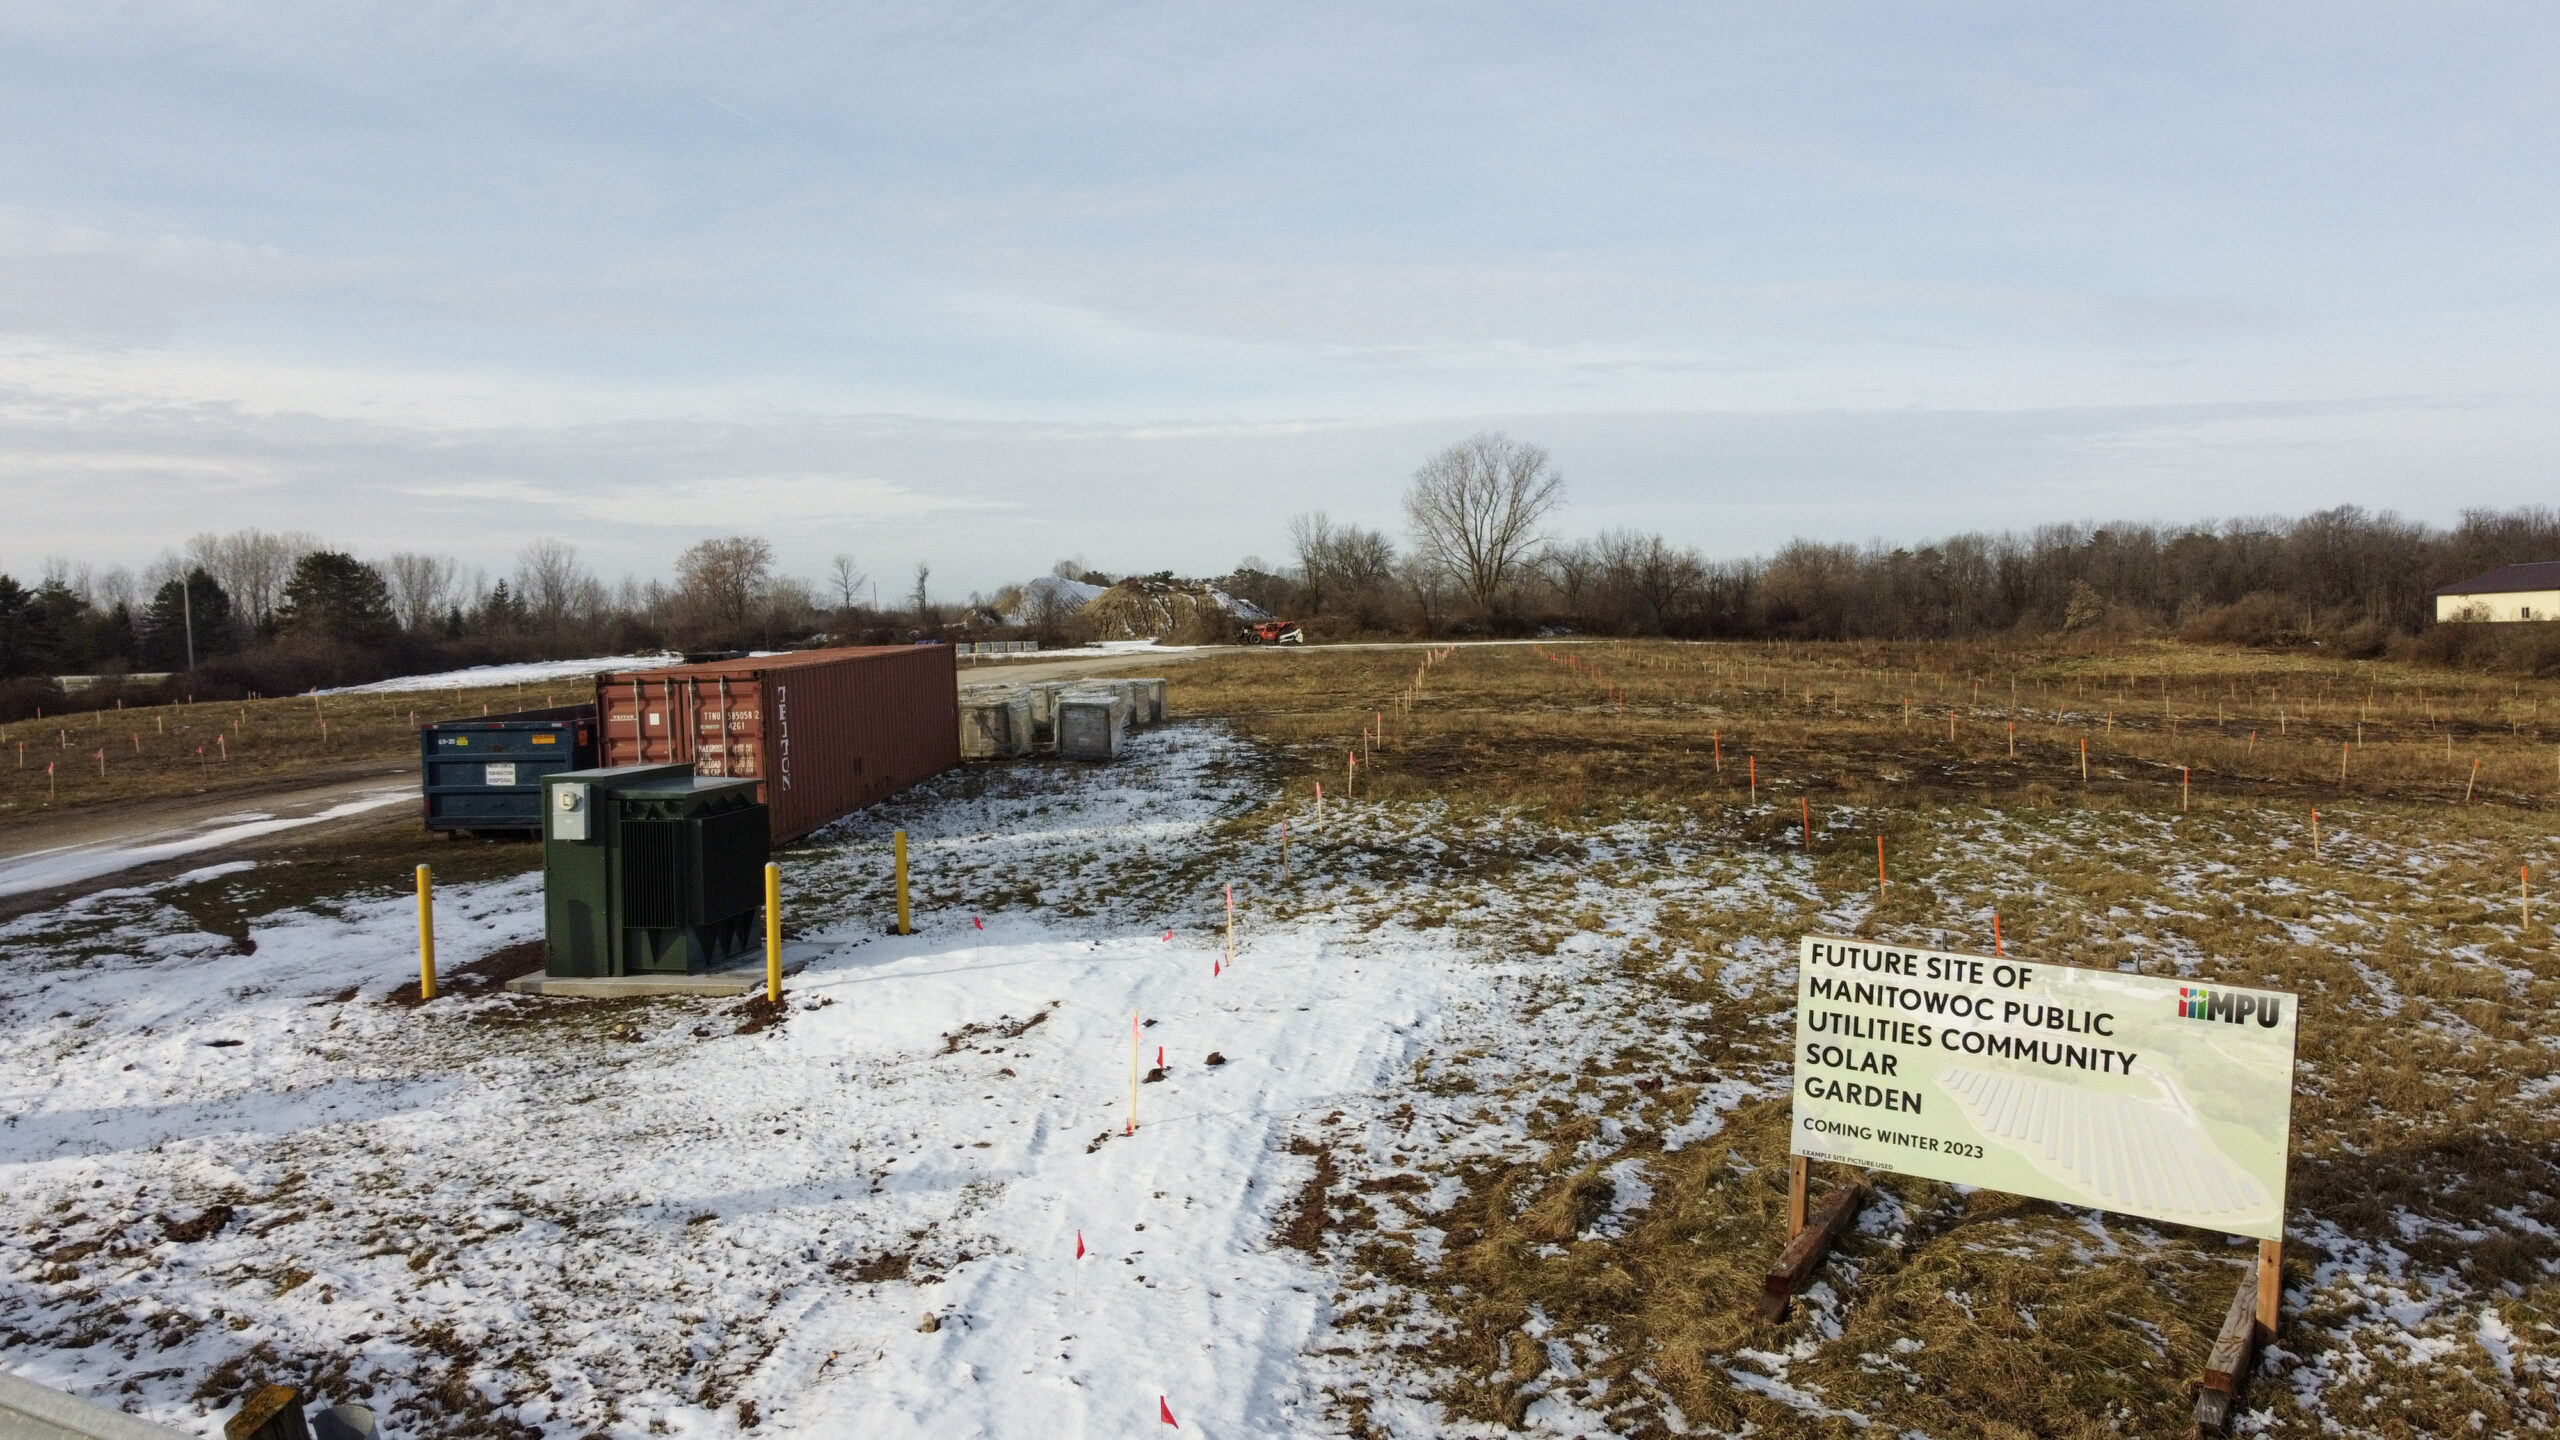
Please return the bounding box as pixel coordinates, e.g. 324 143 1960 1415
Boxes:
2433 561 2560 622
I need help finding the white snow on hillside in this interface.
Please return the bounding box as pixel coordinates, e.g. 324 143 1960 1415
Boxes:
1009 575 1108 613
316 654 684 694
1212 588 1272 622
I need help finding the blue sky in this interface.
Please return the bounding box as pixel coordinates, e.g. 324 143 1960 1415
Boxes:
3 3 2555 598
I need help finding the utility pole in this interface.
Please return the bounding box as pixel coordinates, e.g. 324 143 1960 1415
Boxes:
181 572 197 670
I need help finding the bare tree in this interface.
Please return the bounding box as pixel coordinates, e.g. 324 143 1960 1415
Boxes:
188 529 320 628
141 552 187 599
675 536 776 639
1403 433 1566 617
1398 553 1453 632
911 563 932 624
43 558 89 602
762 576 823 642
383 552 462 632
1333 526 1397 627
1593 529 1706 633
828 554 867 611
515 538 593 631
1287 513 1337 614
94 566 138 614
1542 538 1600 616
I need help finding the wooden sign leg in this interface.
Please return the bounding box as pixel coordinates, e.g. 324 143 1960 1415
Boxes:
1759 1164 1862 1323
2196 1237 2280 1432
2256 1238 2281 1342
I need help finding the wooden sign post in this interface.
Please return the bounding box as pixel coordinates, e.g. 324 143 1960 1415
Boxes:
1773 935 2299 1431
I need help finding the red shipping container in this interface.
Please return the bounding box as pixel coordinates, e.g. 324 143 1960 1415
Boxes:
594 646 959 844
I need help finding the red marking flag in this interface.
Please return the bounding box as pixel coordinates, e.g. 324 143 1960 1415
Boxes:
1075 1230 1085 1259
1160 1397 1178 1427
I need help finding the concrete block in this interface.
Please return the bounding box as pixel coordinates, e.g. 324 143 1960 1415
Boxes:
959 688 1033 759
1055 689 1129 761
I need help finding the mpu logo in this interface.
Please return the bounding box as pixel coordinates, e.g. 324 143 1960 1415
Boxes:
2178 986 2283 1027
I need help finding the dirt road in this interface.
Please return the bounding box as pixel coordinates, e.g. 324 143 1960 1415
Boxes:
0 764 419 905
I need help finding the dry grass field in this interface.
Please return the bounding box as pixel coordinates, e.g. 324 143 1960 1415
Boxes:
1162 638 2557 1436
0 683 582 834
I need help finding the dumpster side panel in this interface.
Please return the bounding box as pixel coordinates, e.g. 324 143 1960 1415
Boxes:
421 705 598 832
594 646 959 844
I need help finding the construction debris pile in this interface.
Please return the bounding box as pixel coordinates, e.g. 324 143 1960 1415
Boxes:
999 574 1269 642
960 676 1167 762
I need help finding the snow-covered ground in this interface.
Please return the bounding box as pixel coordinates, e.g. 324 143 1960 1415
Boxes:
0 728 1519 1436
316 655 684 695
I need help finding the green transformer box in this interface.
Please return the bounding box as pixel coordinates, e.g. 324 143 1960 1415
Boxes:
539 764 770 978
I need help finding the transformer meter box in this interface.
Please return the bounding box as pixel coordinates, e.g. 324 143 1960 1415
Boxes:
540 763 770 978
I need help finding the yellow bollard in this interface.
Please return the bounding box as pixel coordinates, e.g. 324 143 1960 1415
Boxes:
895 829 911 936
765 861 782 1002
415 864 436 1001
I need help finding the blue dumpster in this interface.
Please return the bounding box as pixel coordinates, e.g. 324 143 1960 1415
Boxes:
421 704 598 836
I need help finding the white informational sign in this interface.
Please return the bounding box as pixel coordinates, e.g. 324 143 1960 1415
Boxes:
1790 935 2298 1240
484 762 519 787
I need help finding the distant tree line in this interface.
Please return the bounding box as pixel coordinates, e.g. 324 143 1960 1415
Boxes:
0 532 932 717
7 443 2556 717
1254 434 2560 662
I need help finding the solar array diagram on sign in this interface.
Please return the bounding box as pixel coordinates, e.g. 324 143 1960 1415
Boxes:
1790 936 2298 1239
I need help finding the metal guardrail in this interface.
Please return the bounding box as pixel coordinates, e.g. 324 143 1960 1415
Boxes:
0 1370 190 1440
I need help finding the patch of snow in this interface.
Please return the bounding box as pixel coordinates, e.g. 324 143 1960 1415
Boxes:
1659 1078 1759 1152
0 789 414 898
316 654 683 694
2477 1308 2517 1379
1585 1157 1654 1238
1088 639 1194 654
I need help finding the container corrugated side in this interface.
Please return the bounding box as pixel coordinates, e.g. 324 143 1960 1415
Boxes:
594 646 959 843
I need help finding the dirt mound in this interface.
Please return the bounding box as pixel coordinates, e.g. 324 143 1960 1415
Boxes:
1078 577 1239 641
